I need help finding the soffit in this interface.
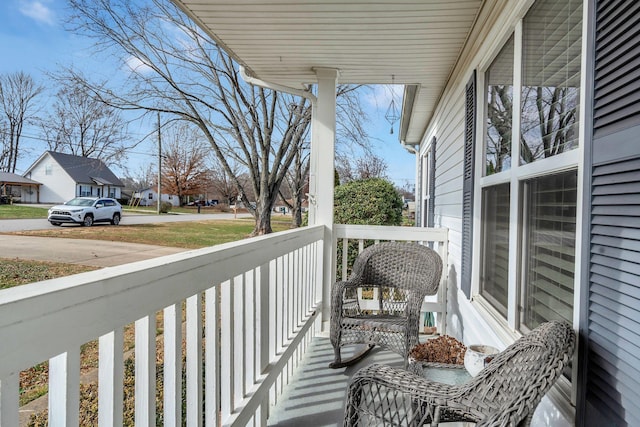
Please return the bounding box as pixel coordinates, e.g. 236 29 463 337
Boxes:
171 0 485 144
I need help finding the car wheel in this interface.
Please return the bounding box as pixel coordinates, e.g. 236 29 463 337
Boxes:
111 213 121 225
82 215 94 227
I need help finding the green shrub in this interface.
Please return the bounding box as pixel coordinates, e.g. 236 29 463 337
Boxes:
334 178 403 280
334 178 403 226
160 201 172 214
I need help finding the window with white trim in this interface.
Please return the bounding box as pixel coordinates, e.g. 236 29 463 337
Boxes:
479 0 581 333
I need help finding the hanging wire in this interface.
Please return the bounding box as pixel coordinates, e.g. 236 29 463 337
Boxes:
385 75 400 134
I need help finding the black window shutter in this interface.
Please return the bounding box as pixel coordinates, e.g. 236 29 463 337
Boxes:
427 137 437 228
581 0 640 425
461 71 476 298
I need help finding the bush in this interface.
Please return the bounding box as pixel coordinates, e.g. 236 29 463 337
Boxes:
334 178 403 226
160 201 173 214
333 178 404 281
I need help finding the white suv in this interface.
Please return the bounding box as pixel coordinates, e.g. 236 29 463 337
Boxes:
48 197 122 227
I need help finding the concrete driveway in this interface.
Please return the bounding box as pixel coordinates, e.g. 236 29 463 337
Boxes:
0 212 252 267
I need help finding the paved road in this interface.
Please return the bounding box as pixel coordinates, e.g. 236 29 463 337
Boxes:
0 212 251 232
0 212 252 267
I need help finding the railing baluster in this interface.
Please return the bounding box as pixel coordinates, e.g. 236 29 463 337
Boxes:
205 286 219 427
0 373 19 426
49 349 80 426
186 294 203 427
259 262 270 426
99 329 124 427
220 280 232 421
135 314 155 427
245 270 255 395
163 303 182 427
233 274 244 409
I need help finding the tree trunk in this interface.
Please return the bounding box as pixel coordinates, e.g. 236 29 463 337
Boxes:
252 204 273 235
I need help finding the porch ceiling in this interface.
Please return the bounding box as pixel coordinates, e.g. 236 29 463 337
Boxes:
171 0 485 145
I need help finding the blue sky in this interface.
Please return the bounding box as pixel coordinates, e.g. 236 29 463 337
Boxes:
0 0 415 187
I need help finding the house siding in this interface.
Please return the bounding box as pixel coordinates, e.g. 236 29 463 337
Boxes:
27 155 76 203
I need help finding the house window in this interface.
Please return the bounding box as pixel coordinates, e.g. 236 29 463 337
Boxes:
45 165 53 175
521 171 576 331
421 138 436 228
520 0 581 164
477 0 581 333
148 193 153 200
485 35 514 175
480 183 510 317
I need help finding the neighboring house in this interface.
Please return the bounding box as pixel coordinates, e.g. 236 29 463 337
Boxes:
132 188 180 207
0 172 41 203
22 151 124 204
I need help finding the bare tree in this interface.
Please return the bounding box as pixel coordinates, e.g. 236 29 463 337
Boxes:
0 71 43 173
122 164 155 192
41 77 130 166
159 124 210 205
66 0 369 235
279 140 310 227
336 152 388 184
209 158 244 206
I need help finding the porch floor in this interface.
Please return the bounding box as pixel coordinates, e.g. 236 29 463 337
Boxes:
267 336 404 426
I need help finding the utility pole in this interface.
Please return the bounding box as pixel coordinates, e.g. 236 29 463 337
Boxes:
157 111 162 215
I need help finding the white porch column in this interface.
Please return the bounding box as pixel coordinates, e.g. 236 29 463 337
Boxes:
311 67 339 329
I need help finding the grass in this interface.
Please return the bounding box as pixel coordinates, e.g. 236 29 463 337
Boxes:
0 204 48 219
9 218 292 248
0 258 97 289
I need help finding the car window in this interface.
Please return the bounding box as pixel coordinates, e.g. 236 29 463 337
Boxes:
66 198 94 206
104 200 115 207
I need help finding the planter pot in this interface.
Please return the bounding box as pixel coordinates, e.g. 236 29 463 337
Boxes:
463 344 499 377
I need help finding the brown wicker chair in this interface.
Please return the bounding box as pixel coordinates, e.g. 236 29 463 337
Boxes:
329 242 443 369
343 320 576 426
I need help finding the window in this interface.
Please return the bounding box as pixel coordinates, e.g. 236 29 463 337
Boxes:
148 193 153 200
421 138 436 228
486 35 514 175
477 0 581 333
480 183 510 317
520 0 581 164
45 164 53 175
521 171 576 330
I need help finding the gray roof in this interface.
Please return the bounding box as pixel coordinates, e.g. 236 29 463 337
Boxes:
47 151 124 187
0 172 41 185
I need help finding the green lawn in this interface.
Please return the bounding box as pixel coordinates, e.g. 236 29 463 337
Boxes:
0 204 48 219
10 218 292 248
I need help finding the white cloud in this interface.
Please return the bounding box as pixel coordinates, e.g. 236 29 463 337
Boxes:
125 55 154 75
19 0 55 26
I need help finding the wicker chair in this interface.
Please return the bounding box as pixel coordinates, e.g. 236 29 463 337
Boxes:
343 320 575 426
329 242 443 369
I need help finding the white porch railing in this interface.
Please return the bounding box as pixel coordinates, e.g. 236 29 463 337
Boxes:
0 224 449 427
0 225 324 427
333 224 449 334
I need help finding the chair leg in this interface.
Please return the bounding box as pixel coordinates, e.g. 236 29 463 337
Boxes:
329 344 375 369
